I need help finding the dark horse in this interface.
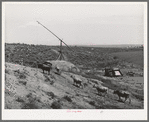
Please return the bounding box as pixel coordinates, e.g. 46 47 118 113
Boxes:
38 64 52 75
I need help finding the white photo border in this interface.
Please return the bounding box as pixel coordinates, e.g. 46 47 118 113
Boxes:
2 2 148 120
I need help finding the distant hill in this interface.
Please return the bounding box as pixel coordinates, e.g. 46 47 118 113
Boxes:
71 44 143 48
111 51 144 67
5 43 143 69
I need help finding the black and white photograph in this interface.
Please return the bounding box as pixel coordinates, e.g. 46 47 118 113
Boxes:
2 2 147 120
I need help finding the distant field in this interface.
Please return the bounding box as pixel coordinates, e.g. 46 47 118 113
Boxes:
5 43 143 69
111 51 143 67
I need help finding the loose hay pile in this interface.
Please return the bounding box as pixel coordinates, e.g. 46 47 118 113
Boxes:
50 60 80 73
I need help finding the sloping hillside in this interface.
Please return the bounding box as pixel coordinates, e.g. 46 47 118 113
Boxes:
5 62 143 109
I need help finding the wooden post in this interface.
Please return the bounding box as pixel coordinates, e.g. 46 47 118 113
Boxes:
60 40 62 60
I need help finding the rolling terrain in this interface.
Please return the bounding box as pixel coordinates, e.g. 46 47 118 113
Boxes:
5 43 144 109
5 43 143 69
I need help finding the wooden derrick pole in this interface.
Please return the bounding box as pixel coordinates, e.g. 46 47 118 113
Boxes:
37 21 74 61
36 21 90 68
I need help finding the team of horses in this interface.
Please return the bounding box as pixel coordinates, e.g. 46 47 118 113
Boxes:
38 62 131 104
70 75 131 104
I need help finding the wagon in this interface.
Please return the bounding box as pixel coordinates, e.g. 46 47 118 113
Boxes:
104 67 123 77
43 61 52 67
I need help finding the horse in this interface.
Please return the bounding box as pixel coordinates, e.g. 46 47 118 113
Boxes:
38 63 52 75
71 75 84 88
93 84 108 96
113 90 131 104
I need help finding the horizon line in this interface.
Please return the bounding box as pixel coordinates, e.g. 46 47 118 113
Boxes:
5 42 143 46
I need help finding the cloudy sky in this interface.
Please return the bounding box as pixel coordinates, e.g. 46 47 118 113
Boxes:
3 2 146 46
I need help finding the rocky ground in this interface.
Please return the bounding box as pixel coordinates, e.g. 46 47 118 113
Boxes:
5 62 144 109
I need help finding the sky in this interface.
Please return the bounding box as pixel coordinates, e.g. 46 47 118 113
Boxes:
3 2 146 46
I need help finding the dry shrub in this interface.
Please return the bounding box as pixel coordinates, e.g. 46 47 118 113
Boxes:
5 104 11 109
113 56 118 59
90 80 98 85
5 69 10 74
50 79 54 85
22 103 39 109
21 93 41 109
83 83 88 88
44 75 54 85
14 69 20 74
51 101 61 109
14 69 26 79
89 101 95 106
26 93 37 103
44 75 50 82
16 96 25 102
132 93 144 101
20 72 26 79
18 80 27 85
95 106 102 109
76 93 79 96
5 68 14 75
46 92 55 99
63 95 72 102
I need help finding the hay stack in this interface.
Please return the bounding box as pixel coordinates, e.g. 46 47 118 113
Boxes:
49 60 80 73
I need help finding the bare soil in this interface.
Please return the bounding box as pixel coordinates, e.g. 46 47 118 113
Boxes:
5 62 144 109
